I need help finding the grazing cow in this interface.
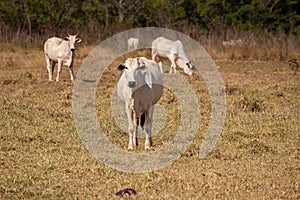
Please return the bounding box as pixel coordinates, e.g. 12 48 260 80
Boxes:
117 57 163 150
44 34 81 81
222 39 242 47
152 36 194 75
127 37 139 50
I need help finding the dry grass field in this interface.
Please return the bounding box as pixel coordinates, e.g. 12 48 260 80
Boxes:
0 43 299 199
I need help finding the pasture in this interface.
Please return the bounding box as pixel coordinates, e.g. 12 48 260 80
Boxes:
0 43 299 199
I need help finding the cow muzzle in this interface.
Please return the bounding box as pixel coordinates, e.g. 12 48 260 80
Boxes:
71 48 76 52
128 81 136 88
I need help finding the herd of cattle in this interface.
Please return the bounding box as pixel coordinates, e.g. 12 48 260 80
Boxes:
43 34 195 150
44 34 194 81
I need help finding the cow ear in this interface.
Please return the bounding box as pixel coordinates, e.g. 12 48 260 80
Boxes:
145 70 152 89
76 38 82 43
137 58 145 67
117 64 126 71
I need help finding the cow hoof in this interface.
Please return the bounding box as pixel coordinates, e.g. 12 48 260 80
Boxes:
145 144 151 150
145 139 152 150
128 146 134 151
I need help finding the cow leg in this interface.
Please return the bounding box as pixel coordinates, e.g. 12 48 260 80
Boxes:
144 106 154 150
132 112 139 148
128 128 134 150
151 49 157 61
45 56 53 81
169 55 177 74
133 125 138 148
158 58 163 74
56 59 62 82
50 61 55 78
128 122 138 150
126 105 136 150
69 65 75 81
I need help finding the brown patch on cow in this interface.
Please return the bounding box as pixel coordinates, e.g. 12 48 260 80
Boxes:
124 58 137 70
56 40 63 46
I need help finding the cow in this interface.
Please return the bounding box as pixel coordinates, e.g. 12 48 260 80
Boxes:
222 39 242 47
44 34 81 81
117 57 163 150
127 37 139 50
151 36 194 75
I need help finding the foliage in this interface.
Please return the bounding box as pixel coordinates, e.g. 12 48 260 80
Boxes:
1 0 299 41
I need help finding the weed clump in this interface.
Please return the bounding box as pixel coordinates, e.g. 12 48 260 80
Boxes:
25 71 33 79
288 58 299 74
225 84 243 95
236 94 265 112
246 139 276 155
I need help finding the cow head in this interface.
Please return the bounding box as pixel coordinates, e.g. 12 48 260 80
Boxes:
64 33 81 51
176 58 194 76
186 61 194 70
118 57 152 89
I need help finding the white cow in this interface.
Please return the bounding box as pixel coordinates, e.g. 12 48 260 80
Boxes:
152 36 194 75
222 39 242 47
127 37 139 50
44 34 81 81
117 57 163 150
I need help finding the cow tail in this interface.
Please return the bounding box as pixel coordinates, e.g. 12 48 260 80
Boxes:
140 113 145 129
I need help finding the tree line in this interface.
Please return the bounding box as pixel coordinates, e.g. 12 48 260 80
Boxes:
0 0 299 43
